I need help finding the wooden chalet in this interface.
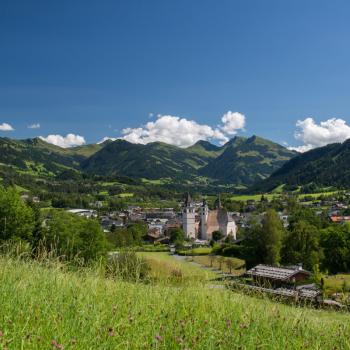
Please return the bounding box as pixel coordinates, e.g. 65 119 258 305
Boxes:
246 264 311 287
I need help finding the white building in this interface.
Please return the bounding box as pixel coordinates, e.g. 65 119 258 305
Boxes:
182 193 196 239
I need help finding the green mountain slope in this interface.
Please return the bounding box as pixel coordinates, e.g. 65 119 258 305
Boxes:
185 140 223 159
200 136 296 185
82 140 211 180
82 136 295 185
0 137 105 176
252 139 350 191
0 136 296 186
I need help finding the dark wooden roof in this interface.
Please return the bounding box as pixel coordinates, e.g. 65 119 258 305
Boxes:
247 264 311 281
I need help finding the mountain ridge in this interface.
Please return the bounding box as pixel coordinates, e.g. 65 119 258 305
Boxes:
0 135 296 186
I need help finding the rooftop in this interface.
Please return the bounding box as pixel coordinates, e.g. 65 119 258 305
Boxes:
246 264 311 281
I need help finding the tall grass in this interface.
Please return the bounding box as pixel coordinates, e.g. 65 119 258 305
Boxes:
0 255 350 349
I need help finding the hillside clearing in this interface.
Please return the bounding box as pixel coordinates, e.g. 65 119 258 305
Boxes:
0 257 350 349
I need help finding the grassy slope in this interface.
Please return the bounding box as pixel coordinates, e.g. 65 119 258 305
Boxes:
1 257 350 349
138 252 216 283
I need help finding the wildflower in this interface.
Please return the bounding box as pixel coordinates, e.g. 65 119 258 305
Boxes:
175 336 183 344
226 319 232 327
155 334 162 342
108 328 115 337
51 339 64 349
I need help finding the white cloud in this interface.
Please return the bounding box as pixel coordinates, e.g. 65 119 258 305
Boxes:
120 112 245 148
0 123 14 131
97 136 117 144
220 111 246 135
289 117 350 152
28 123 40 129
40 134 86 148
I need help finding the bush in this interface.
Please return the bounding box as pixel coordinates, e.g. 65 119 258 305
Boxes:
107 250 150 282
222 245 243 258
42 210 109 264
0 186 34 242
136 244 170 252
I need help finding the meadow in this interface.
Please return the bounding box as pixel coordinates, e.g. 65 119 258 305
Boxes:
137 252 217 284
1 255 350 349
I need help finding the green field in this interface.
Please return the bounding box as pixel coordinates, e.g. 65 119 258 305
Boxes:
137 252 216 283
190 255 246 275
1 256 350 349
230 190 340 202
177 247 212 256
324 274 350 294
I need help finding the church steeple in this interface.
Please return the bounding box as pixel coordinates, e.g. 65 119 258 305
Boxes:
214 194 222 209
184 192 193 207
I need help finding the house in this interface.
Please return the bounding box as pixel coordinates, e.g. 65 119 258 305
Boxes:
144 228 162 243
101 217 124 231
246 264 311 287
67 209 97 218
329 215 350 224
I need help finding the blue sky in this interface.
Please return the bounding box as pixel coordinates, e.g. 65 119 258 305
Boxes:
1 0 350 149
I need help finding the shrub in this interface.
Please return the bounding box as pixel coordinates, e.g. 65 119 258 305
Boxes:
107 250 150 282
42 210 109 264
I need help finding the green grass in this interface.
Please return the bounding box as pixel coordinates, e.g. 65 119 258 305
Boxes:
230 193 277 201
1 256 350 349
230 190 340 202
324 274 350 294
190 255 246 275
137 252 216 283
117 192 134 198
177 247 212 256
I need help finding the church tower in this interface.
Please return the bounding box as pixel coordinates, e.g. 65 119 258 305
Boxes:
200 199 209 240
182 192 196 239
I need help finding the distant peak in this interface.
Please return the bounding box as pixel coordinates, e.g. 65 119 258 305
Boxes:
224 135 247 147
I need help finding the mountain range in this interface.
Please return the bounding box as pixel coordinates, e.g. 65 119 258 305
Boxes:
0 135 296 187
252 139 350 192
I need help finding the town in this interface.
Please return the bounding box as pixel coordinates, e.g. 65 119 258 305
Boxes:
52 189 350 309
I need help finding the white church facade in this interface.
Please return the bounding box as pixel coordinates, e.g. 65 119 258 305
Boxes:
182 193 237 241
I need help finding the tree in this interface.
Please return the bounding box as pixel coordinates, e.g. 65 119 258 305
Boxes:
261 209 284 265
320 225 350 273
241 220 265 268
43 210 109 263
225 259 235 274
218 256 226 270
282 220 323 270
169 228 185 244
209 254 216 267
0 186 34 242
127 223 147 244
212 230 224 242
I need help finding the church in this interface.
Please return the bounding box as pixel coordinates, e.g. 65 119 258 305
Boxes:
182 193 237 241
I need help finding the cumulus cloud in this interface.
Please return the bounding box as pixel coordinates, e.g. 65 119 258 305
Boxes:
40 134 86 148
0 123 14 131
120 112 246 148
289 117 350 152
220 111 246 135
28 123 40 129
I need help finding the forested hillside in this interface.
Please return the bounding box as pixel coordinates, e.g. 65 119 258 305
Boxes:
252 139 350 192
